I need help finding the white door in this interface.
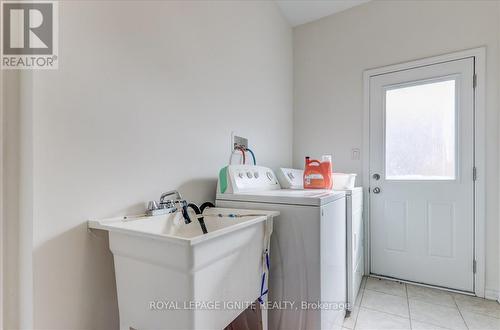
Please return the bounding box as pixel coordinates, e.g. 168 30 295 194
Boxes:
369 58 475 292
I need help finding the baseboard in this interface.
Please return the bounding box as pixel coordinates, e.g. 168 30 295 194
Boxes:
484 288 499 301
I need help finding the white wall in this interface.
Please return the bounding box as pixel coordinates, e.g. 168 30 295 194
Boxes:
498 0 500 304
3 70 36 330
293 0 500 297
4 1 293 329
2 71 20 330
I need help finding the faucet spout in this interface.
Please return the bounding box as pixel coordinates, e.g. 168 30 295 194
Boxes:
160 190 183 204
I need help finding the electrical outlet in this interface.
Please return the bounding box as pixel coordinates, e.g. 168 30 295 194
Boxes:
231 133 248 150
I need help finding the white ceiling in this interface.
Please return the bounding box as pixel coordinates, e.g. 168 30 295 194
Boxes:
276 0 370 27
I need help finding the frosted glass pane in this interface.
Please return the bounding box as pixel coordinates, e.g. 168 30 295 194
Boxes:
385 79 456 180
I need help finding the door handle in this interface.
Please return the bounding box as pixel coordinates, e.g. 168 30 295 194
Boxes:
373 187 381 194
372 173 380 180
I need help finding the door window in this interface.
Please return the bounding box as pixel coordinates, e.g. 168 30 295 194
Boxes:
385 79 457 180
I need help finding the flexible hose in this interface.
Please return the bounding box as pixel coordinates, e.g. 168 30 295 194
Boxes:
200 201 215 213
235 146 246 164
246 148 256 165
187 203 208 234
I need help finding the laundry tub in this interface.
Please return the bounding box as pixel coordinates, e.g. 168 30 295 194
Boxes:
89 207 278 330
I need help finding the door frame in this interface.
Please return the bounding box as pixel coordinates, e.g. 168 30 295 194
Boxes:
0 66 4 328
362 47 486 297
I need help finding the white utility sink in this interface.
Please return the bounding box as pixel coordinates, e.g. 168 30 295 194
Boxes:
89 207 278 330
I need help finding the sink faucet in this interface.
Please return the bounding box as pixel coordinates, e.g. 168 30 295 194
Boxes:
159 190 183 204
147 191 214 235
147 190 192 224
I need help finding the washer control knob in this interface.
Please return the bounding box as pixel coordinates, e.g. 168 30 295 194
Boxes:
246 172 253 179
266 172 274 181
238 172 244 179
254 172 259 178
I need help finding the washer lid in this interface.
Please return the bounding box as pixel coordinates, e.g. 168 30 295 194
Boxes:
216 189 345 206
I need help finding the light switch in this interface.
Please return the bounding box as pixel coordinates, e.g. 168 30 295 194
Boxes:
351 148 360 160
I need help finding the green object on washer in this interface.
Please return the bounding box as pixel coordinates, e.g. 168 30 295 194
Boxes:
219 166 228 194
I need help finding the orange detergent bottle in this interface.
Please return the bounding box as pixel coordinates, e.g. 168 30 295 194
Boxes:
303 155 333 189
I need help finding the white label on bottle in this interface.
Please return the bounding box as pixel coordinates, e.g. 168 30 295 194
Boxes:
305 174 323 180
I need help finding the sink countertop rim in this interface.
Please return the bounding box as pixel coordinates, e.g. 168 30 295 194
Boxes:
88 208 279 246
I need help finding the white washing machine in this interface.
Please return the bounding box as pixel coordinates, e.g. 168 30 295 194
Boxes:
276 168 364 311
216 165 347 330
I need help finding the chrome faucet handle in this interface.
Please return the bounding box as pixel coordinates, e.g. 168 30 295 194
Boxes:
147 200 160 211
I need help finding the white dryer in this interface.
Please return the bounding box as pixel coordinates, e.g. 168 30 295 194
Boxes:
277 168 364 311
216 165 347 330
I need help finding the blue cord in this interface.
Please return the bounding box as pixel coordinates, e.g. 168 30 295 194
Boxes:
258 249 270 304
246 148 256 165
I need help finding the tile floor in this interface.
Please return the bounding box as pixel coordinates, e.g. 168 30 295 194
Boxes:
343 277 500 330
